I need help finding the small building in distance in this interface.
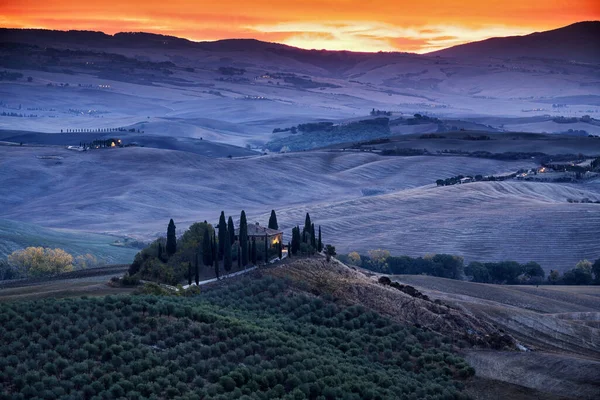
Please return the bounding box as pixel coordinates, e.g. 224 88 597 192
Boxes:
235 222 283 248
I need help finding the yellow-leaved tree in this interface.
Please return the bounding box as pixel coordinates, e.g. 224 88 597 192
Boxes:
8 247 74 276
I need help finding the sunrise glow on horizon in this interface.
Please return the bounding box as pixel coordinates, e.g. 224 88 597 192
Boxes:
2 0 599 53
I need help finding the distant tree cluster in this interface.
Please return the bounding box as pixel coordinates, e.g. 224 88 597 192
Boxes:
0 276 474 399
130 209 318 286
343 250 600 286
218 66 246 76
289 213 323 258
370 108 392 116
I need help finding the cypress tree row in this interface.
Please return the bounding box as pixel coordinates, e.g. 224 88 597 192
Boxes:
318 225 323 252
240 210 249 266
268 210 279 230
237 242 242 269
224 227 232 273
218 211 227 260
227 216 235 246
166 219 177 256
311 223 316 248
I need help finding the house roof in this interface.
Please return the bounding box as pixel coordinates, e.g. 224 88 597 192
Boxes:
235 222 282 237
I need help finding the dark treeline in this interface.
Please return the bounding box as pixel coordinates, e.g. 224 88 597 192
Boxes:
341 251 600 286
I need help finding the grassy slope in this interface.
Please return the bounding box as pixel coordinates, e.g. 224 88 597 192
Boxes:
3 145 599 271
0 219 138 263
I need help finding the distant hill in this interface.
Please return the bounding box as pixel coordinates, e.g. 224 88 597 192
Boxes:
429 21 600 63
3 22 599 64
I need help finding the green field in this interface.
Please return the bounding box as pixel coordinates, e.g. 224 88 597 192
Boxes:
0 219 138 264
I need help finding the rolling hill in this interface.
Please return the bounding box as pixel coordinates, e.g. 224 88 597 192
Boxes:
429 21 600 63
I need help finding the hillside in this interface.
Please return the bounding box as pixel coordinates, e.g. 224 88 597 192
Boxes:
4 144 599 271
1 24 599 143
0 265 480 400
430 21 600 63
391 274 600 398
0 219 138 263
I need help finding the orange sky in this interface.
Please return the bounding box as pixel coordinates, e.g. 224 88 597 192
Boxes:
1 0 599 52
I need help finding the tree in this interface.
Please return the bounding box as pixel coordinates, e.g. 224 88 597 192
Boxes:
278 242 282 259
166 219 177 256
291 226 301 255
187 262 192 285
202 227 212 267
218 212 227 260
522 261 545 283
240 211 249 266
548 269 560 284
347 252 361 266
238 242 242 269
213 235 220 280
251 238 257 265
325 245 336 262
310 223 316 248
593 259 600 284
317 226 323 252
227 216 235 246
303 213 312 242
268 210 279 230
8 247 74 276
224 227 232 273
465 262 490 283
195 253 200 285
287 242 292 258
264 234 269 264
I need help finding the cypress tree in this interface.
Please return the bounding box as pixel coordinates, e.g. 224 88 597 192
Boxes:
218 212 227 260
240 210 249 266
318 226 323 252
166 219 176 256
227 216 235 246
291 226 301 255
311 223 316 248
278 241 282 259
224 227 232 273
264 233 269 264
268 210 279 230
303 213 312 242
195 253 200 285
251 237 257 265
213 234 219 279
202 227 212 266
288 242 291 258
188 262 192 285
211 233 217 266
237 242 242 269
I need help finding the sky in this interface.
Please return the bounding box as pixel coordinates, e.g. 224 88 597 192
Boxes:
1 0 599 53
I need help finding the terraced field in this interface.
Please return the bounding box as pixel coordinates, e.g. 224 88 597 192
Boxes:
1 144 599 271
